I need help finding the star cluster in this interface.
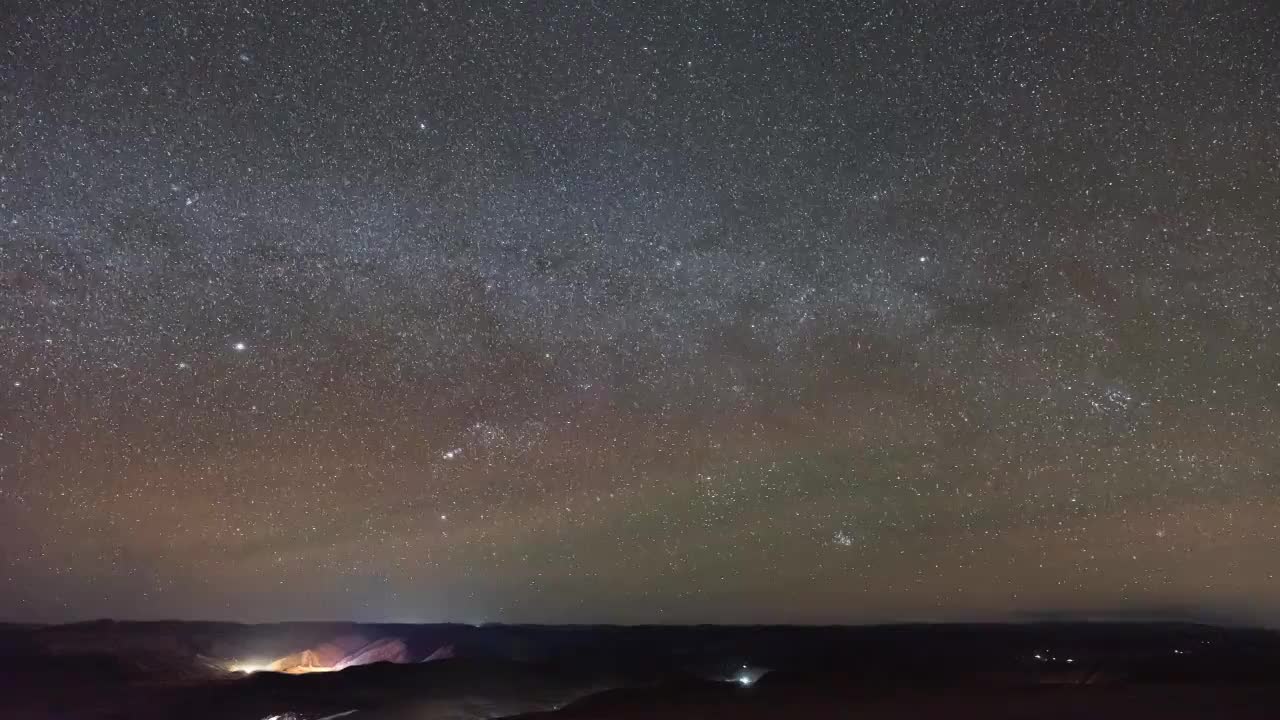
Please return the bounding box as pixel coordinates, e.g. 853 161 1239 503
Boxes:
2 1 1278 623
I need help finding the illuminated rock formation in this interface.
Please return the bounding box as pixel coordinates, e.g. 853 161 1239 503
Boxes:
234 636 412 674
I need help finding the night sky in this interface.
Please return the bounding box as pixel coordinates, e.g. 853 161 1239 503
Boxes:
2 1 1279 625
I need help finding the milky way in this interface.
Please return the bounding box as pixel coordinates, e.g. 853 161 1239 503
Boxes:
2 1 1279 623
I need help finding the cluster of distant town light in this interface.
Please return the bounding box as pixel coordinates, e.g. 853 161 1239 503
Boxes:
1034 648 1190 664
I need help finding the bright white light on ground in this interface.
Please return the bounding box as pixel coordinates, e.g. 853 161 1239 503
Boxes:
731 665 765 687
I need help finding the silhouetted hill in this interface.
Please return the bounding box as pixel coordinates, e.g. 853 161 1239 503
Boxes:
8 621 1280 719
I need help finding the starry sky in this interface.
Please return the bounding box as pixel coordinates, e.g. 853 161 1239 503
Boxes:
2 0 1279 625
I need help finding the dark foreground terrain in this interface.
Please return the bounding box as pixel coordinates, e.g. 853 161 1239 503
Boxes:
6 621 1280 719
